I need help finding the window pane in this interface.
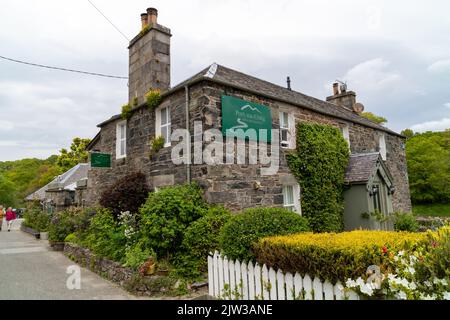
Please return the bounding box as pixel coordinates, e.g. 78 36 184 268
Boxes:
161 107 167 125
283 185 294 206
162 126 168 143
280 112 289 129
281 129 288 142
120 124 125 139
120 140 125 155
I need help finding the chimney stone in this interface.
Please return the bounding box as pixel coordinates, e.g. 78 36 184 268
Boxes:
326 83 356 111
147 7 158 25
141 13 149 29
128 8 171 105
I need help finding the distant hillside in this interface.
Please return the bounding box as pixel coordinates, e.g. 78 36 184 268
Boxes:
0 156 61 207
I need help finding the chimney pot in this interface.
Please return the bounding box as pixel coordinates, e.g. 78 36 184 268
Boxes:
147 7 158 25
141 13 149 29
332 83 339 95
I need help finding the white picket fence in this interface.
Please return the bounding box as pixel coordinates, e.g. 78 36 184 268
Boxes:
208 251 359 300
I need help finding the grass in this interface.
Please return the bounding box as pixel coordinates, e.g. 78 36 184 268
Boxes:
412 203 450 217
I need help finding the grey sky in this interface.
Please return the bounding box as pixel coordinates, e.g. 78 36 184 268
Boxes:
1 0 449 161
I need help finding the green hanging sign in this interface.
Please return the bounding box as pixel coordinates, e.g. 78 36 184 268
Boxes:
90 152 111 168
221 95 272 142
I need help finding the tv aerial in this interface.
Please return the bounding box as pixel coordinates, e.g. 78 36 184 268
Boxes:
335 79 348 93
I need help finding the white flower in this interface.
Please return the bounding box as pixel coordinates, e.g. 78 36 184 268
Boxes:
443 292 450 300
424 281 432 288
407 267 416 275
396 291 407 300
356 277 365 287
398 250 405 257
346 279 357 288
360 284 374 296
408 282 417 290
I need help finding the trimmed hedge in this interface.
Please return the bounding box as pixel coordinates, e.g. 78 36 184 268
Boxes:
219 207 310 261
254 230 425 284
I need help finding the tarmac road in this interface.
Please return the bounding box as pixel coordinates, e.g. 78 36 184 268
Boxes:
0 220 140 300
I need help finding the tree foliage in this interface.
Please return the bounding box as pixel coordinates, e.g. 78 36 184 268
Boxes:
56 137 91 172
361 112 388 125
0 156 61 207
405 130 450 204
286 123 350 232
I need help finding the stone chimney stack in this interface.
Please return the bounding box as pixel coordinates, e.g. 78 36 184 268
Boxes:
128 7 171 105
326 83 357 112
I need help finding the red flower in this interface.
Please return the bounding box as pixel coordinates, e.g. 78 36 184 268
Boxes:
431 241 438 248
382 246 388 255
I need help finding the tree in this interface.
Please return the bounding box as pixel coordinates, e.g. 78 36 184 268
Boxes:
361 112 388 125
406 130 450 203
0 174 17 207
56 137 91 172
401 128 416 140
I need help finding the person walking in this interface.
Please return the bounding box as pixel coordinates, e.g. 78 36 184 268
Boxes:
0 206 4 231
5 207 16 232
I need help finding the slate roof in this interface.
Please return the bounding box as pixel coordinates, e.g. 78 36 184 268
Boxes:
345 153 382 184
96 64 403 138
25 163 89 201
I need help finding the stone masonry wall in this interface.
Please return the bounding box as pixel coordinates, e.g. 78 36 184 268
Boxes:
86 80 411 213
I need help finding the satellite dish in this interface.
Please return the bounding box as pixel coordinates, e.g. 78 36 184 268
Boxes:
353 102 365 113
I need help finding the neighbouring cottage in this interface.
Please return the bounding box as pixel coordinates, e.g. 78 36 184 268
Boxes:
84 7 411 230
26 163 89 212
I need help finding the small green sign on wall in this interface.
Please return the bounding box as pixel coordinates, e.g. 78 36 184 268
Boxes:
90 152 111 168
221 95 272 142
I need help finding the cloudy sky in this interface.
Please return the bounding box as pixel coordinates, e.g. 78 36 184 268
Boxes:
1 0 449 161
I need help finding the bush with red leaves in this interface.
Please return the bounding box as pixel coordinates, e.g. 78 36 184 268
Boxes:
99 172 150 218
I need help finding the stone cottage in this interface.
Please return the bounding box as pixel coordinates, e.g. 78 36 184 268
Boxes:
85 7 411 229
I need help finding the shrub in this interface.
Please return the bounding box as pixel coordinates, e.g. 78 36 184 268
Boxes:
139 183 208 257
48 207 95 243
64 233 78 243
124 243 155 270
149 135 165 157
286 123 350 232
254 230 425 284
99 172 150 218
219 207 310 261
145 89 162 110
79 208 127 262
175 207 232 278
121 104 132 120
394 212 419 232
23 205 49 231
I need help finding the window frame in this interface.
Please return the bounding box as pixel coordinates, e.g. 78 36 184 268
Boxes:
156 105 171 148
340 125 351 149
379 134 387 160
279 111 295 149
282 184 301 215
116 120 127 159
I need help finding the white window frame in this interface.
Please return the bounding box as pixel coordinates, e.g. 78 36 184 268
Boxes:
155 105 171 148
379 134 387 160
282 184 301 215
279 111 296 149
340 125 351 149
116 120 127 159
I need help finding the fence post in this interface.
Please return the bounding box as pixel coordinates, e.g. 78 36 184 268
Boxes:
294 273 303 300
208 255 214 297
303 274 313 300
213 252 220 297
241 261 249 300
277 269 285 300
313 277 324 300
268 268 277 300
235 260 242 300
254 263 262 299
229 259 236 299
262 264 270 299
285 272 294 300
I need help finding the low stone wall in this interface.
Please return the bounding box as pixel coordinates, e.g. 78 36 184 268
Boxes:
416 216 450 232
63 243 185 296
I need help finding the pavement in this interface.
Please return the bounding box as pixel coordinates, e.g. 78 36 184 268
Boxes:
0 219 143 300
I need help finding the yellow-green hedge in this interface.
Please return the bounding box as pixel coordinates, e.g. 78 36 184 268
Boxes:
254 231 425 284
